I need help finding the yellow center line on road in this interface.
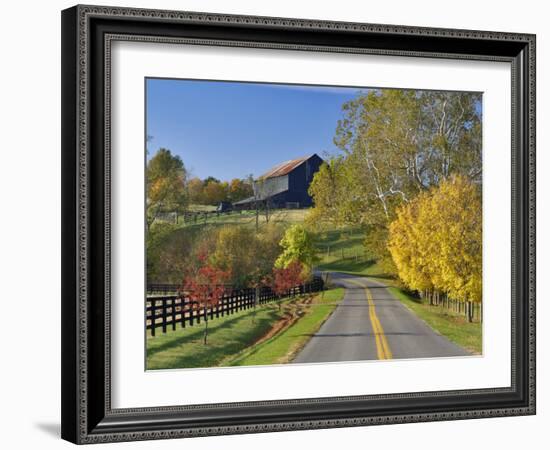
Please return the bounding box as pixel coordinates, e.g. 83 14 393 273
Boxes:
349 279 392 360
366 288 393 359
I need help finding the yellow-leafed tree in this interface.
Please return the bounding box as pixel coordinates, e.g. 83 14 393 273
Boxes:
388 176 482 305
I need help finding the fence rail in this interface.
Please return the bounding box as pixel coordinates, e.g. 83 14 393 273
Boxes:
146 277 324 336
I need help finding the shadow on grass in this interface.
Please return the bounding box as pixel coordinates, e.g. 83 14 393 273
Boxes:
146 307 282 369
147 312 253 357
316 231 364 252
154 315 278 369
399 288 423 304
317 258 374 272
316 259 395 281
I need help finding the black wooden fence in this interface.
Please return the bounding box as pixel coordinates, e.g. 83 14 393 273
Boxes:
146 276 324 336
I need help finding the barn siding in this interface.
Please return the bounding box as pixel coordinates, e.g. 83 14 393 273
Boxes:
233 154 324 209
286 154 324 207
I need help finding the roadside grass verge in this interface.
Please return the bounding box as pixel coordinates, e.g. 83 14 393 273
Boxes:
387 287 482 354
226 288 345 366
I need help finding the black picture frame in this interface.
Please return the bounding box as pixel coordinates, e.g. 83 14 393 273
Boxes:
61 4 536 444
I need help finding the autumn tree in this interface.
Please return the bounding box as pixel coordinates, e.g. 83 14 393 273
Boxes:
387 192 434 293
146 148 188 229
388 176 482 319
273 260 305 309
210 226 258 288
202 179 228 205
229 178 254 203
183 255 230 344
187 177 205 204
209 224 284 289
428 176 482 305
187 177 251 206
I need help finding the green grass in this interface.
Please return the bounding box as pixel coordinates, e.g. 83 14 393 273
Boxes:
227 288 345 366
146 303 283 370
146 289 344 370
388 287 482 354
313 227 393 279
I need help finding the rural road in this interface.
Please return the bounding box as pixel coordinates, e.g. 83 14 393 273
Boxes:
293 272 470 363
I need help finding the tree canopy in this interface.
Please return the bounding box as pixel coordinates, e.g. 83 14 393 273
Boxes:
146 148 188 229
388 176 482 303
187 176 253 205
275 224 317 275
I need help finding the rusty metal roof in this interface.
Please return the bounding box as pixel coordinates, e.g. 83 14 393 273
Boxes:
260 155 312 179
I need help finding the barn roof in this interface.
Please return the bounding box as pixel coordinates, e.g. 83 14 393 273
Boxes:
260 154 316 179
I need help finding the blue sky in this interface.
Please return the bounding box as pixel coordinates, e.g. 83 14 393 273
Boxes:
146 78 362 180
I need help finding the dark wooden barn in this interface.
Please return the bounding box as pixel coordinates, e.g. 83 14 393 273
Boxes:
234 154 324 210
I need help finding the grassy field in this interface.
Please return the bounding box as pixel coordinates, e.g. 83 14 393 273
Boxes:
187 204 216 212
313 228 393 279
388 287 482 354
226 288 345 366
146 288 344 370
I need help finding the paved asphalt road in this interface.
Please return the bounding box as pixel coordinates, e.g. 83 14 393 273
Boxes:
293 273 470 363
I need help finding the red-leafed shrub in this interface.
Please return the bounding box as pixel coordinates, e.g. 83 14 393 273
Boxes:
272 260 305 309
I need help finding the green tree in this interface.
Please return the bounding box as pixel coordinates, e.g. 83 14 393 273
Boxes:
146 148 188 229
307 157 363 227
275 225 317 276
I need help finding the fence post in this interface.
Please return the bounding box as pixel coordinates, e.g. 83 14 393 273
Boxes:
171 298 176 331
184 297 189 328
150 300 155 337
162 299 167 334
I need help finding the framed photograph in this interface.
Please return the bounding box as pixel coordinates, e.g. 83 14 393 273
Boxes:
61 4 536 444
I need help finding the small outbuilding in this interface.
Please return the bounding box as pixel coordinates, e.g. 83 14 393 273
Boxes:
216 201 233 212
